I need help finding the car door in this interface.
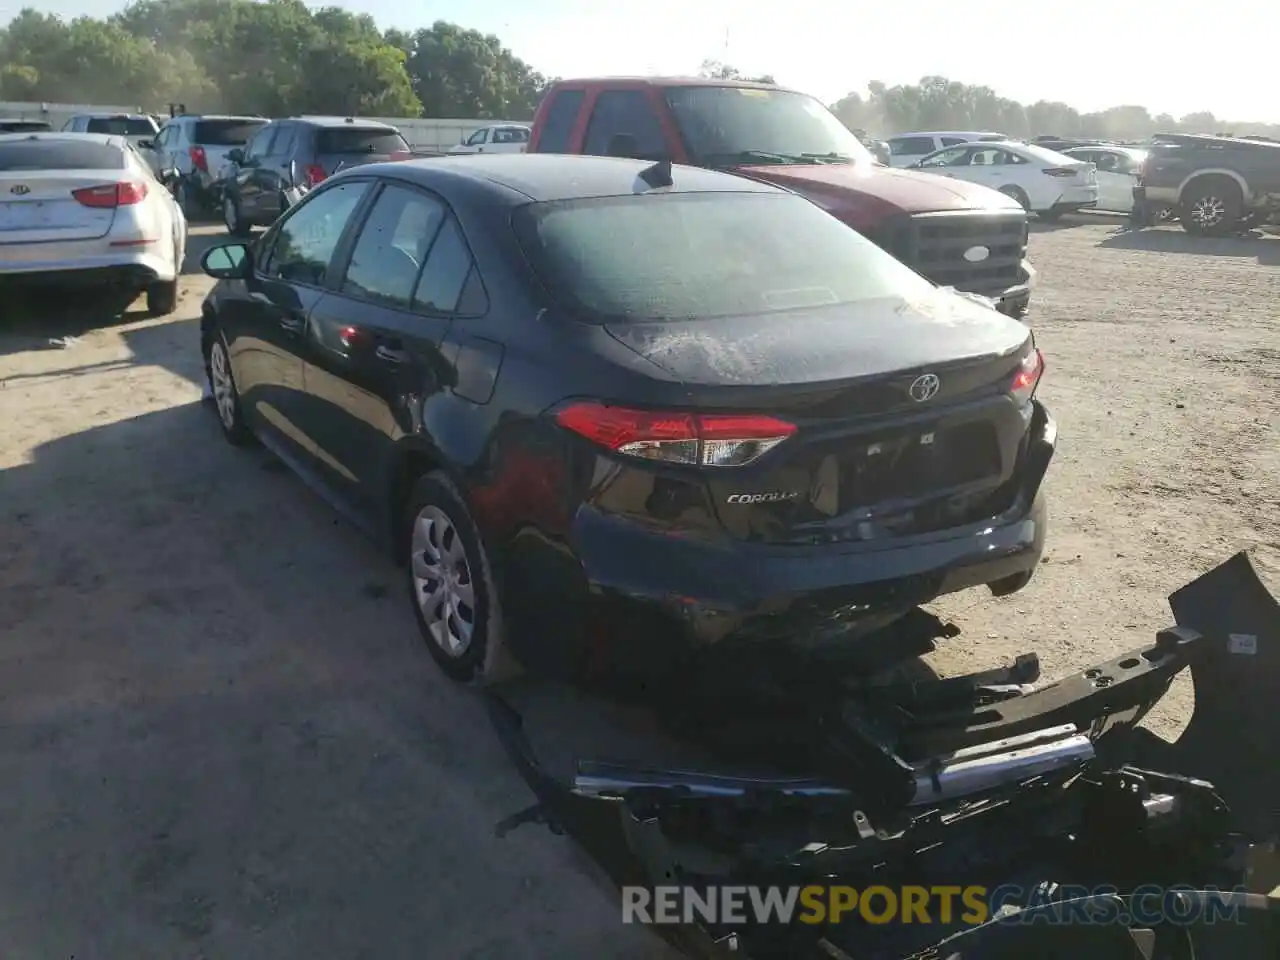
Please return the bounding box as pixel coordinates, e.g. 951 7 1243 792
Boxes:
222 179 374 466
457 127 489 154
233 125 278 218
300 181 464 515
1093 150 1135 211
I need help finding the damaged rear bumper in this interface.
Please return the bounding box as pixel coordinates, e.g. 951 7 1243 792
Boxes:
488 551 1280 959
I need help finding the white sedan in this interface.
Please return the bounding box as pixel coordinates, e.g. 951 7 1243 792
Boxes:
909 140 1098 222
0 132 186 316
1062 145 1147 213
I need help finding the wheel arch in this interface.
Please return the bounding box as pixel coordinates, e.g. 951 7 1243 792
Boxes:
1178 169 1250 204
385 438 463 566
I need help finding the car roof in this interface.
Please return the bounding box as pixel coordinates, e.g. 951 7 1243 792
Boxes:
893 131 1006 138
176 114 266 123
359 154 785 203
292 116 399 130
72 112 152 120
0 131 126 147
551 75 803 95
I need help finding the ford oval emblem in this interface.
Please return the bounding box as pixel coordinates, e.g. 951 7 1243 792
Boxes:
963 245 990 263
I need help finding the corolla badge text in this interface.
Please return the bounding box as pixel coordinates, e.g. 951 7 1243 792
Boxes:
726 491 802 504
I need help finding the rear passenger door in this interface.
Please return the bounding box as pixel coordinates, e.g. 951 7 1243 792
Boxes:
301 181 472 515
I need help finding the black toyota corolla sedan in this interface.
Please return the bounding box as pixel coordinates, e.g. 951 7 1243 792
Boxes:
198 153 1054 685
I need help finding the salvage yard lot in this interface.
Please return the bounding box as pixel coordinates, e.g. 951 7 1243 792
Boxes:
1 218 1278 958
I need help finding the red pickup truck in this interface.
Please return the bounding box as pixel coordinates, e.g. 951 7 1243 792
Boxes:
529 77 1035 317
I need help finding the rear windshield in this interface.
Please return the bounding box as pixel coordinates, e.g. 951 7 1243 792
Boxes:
0 120 51 133
194 119 267 145
0 140 126 171
513 191 935 322
86 116 156 136
316 127 409 155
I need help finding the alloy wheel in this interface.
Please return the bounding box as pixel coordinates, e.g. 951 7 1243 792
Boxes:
411 505 476 656
1189 195 1225 228
209 340 237 430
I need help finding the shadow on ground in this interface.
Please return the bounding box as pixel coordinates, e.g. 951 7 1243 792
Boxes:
0 402 672 960
1098 225 1280 265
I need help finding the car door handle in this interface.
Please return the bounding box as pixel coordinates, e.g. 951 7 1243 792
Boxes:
279 312 306 333
375 344 411 365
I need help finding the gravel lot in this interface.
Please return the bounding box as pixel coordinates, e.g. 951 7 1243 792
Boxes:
1 217 1277 958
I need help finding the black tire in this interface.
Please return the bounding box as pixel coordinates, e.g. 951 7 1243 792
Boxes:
1036 208 1063 223
146 278 179 317
999 185 1030 210
203 327 253 446
404 471 514 685
222 193 251 238
1180 177 1243 236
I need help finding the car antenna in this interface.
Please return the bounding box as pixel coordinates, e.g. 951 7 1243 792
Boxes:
638 159 673 189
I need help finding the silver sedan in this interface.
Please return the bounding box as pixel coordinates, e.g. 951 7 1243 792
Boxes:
0 132 187 316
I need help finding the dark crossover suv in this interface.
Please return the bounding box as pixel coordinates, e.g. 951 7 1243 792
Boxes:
198 154 1054 685
220 116 410 235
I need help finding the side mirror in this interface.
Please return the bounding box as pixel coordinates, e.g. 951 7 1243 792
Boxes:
226 148 244 164
159 167 179 185
606 133 640 159
201 242 252 280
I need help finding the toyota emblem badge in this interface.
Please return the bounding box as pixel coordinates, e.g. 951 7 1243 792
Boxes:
909 373 941 403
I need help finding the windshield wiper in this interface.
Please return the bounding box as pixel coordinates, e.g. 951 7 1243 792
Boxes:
702 150 808 166
801 152 857 164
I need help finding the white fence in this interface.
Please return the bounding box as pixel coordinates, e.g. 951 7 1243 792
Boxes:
0 101 525 152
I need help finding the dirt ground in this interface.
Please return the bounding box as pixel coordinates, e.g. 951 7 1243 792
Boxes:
1 218 1277 958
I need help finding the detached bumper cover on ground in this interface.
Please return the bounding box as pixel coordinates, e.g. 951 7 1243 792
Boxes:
488 551 1280 959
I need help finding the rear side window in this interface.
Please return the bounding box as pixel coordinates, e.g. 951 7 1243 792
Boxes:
888 137 935 156
583 90 668 159
413 217 477 314
342 185 446 309
0 140 125 170
534 90 584 153
316 128 409 155
513 192 935 322
86 117 156 136
194 119 266 145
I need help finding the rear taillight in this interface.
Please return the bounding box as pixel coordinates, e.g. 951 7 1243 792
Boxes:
305 164 327 186
1042 167 1078 178
72 181 148 208
1010 349 1045 404
189 145 208 172
554 402 796 467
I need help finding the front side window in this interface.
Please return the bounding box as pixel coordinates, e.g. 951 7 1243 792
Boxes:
513 191 936 323
262 181 369 286
665 86 874 166
917 146 968 168
466 128 489 146
342 185 446 309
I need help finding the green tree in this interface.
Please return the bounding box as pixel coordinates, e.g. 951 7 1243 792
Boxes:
401 21 548 119
698 59 775 84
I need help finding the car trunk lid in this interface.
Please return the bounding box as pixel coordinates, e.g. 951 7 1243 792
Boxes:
0 171 118 245
603 291 1036 545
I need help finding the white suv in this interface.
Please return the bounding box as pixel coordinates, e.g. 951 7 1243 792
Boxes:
885 131 1009 168
151 115 268 214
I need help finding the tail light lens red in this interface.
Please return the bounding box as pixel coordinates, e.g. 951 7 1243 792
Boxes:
305 164 327 186
1042 167 1078 178
1010 348 1045 405
72 181 148 208
554 402 796 467
189 145 208 172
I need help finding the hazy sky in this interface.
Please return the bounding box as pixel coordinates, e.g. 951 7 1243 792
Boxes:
12 0 1278 123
